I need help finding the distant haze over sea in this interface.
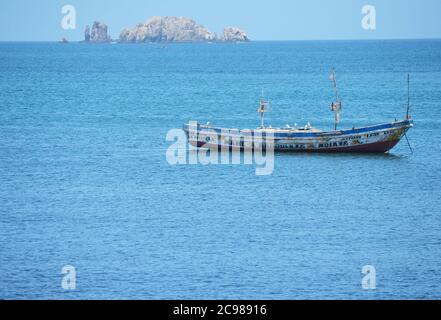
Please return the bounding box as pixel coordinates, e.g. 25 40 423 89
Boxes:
1 0 440 41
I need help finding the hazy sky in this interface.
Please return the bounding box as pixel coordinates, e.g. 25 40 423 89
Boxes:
0 0 440 41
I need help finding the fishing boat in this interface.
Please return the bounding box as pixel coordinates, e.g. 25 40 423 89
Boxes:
184 72 414 153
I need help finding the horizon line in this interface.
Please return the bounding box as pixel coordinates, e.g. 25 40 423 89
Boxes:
0 37 440 43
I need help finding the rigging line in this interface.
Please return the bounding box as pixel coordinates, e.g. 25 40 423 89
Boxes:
405 133 413 154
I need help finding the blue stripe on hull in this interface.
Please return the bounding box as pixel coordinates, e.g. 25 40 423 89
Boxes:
185 120 413 138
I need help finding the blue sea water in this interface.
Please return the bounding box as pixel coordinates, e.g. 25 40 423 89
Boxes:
1 40 441 299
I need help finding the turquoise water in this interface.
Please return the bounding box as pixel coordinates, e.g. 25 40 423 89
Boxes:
1 40 441 299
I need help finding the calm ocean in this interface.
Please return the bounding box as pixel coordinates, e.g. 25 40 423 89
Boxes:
1 40 441 299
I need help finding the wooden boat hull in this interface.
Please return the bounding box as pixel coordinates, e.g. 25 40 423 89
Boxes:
184 119 413 154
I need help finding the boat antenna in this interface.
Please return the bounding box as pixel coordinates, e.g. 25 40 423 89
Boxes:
406 73 411 119
257 88 270 129
330 69 342 130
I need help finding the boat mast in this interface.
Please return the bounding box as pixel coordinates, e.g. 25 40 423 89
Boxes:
406 73 411 119
257 89 270 129
330 69 342 131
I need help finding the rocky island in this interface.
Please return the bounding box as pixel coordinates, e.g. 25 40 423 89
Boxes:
83 17 249 43
223 27 249 42
118 16 249 43
84 21 112 43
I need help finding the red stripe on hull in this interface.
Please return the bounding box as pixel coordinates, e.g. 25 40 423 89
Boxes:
310 139 401 153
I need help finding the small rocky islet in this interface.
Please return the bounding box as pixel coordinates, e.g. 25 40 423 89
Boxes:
82 16 249 43
84 21 112 43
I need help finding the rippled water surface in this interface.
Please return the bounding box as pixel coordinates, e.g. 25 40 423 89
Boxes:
1 40 441 299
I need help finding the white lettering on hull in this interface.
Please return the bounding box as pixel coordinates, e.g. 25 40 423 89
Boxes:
190 128 403 151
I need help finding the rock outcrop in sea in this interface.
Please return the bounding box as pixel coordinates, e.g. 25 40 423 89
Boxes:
119 16 249 43
84 21 112 43
84 26 91 42
119 16 216 43
222 27 249 42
